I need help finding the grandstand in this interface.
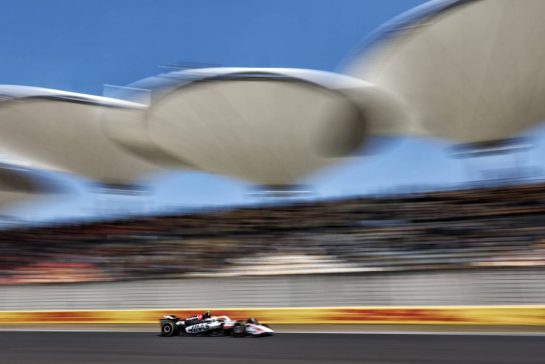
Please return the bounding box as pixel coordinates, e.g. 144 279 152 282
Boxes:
2 180 545 285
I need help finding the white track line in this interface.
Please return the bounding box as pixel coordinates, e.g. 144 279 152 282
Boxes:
2 329 545 336
0 329 157 333
280 331 545 336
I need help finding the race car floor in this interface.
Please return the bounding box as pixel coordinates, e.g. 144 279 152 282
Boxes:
1 331 545 364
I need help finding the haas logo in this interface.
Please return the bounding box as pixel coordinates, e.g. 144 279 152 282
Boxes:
186 323 209 333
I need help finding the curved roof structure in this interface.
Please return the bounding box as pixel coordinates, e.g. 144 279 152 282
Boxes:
344 0 545 144
0 163 66 208
0 86 159 184
104 68 407 185
0 68 408 187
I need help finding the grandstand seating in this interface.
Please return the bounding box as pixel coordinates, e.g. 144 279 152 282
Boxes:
2 182 545 284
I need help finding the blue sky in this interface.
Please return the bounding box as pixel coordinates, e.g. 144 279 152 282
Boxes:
1 0 422 92
1 0 544 222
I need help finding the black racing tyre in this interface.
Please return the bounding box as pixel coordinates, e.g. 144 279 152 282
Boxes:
161 321 177 337
232 322 246 337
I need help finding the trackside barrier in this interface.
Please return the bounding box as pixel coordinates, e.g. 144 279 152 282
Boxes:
2 306 545 325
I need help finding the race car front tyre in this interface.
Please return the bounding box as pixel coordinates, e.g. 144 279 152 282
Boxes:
232 322 246 337
161 321 177 337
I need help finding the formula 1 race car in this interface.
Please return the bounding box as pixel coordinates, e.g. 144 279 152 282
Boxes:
160 312 273 337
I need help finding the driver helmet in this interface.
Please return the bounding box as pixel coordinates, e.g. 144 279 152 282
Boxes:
203 310 211 319
247 317 257 324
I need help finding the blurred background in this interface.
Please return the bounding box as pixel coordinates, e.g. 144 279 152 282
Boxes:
2 0 545 354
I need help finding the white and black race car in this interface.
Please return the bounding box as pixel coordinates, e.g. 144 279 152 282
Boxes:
160 312 274 337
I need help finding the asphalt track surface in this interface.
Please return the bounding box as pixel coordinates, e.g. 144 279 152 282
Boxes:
2 331 545 364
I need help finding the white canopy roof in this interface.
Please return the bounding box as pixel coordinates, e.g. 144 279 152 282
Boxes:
0 163 66 208
344 0 545 144
0 69 407 187
105 68 406 185
0 86 158 184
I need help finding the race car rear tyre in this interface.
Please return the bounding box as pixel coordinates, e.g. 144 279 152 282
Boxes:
161 321 177 337
232 322 246 337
